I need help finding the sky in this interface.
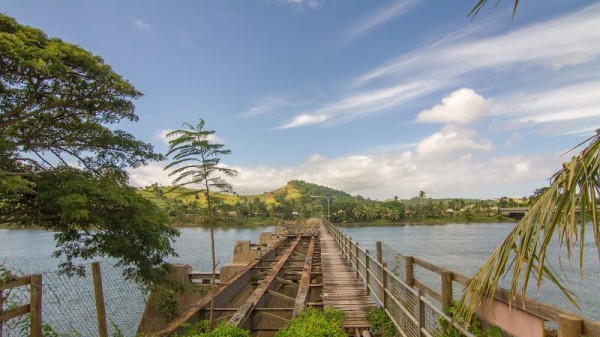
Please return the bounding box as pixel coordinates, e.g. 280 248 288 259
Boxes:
3 0 599 200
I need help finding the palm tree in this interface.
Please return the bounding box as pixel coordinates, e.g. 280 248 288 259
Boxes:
456 131 600 322
164 119 238 327
418 190 426 217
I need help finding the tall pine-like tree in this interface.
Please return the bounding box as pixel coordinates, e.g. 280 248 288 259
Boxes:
164 119 238 327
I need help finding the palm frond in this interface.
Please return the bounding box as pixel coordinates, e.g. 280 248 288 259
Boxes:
468 0 520 18
455 131 600 323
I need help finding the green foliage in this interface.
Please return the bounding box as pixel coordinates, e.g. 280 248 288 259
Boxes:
165 119 238 326
178 321 250 337
457 132 600 323
0 14 176 286
0 13 160 178
165 119 238 203
437 304 501 337
274 307 346 337
366 308 397 337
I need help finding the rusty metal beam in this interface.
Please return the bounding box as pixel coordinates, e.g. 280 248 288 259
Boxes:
267 290 295 303
292 237 315 317
227 237 302 328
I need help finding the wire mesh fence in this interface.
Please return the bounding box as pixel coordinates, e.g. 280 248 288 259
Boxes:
323 220 477 337
1 262 146 337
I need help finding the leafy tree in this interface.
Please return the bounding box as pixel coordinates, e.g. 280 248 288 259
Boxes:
456 131 600 322
164 119 238 327
0 14 176 285
528 186 549 205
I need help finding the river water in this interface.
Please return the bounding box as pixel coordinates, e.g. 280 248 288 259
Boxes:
0 222 598 332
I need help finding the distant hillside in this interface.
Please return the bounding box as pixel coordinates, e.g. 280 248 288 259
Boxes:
137 180 514 225
136 180 350 210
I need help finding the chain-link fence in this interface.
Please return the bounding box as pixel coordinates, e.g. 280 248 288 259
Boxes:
1 262 146 337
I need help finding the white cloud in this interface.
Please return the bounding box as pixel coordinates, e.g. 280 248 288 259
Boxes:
280 114 328 129
130 17 152 32
155 129 225 145
277 0 324 9
346 0 419 42
494 81 600 135
551 51 592 70
354 4 600 86
276 5 600 130
416 125 493 157
416 88 490 125
279 81 439 128
129 133 559 200
241 95 291 117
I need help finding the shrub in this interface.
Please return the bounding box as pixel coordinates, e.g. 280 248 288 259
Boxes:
275 307 346 337
366 308 397 337
178 321 250 337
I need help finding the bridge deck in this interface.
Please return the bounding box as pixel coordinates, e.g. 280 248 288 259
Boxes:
319 225 375 330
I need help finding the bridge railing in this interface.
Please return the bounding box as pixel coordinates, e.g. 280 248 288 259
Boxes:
322 219 600 337
323 220 477 337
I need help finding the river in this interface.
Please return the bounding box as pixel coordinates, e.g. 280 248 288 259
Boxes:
1 222 598 334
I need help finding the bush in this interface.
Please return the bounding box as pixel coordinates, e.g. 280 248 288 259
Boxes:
275 307 346 337
366 308 397 337
178 321 250 337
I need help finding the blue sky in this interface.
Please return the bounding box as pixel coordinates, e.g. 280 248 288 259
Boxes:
4 0 599 199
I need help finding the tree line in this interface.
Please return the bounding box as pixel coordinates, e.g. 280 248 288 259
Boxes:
139 181 545 224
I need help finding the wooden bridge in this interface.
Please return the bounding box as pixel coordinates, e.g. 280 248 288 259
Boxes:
139 218 600 337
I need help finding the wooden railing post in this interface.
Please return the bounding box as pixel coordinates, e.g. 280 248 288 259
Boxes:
382 262 388 310
441 271 453 309
405 256 414 287
558 314 581 337
1 288 4 337
29 274 42 337
376 241 383 265
365 249 370 295
344 235 348 257
418 291 425 337
355 242 360 278
92 262 109 337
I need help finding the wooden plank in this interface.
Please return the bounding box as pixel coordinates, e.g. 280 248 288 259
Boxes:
413 279 441 302
320 223 375 329
293 237 315 317
413 257 445 275
0 276 30 291
29 274 42 337
0 304 30 322
92 263 109 337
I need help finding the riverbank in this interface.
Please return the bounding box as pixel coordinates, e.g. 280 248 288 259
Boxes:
0 215 515 230
171 214 516 228
338 215 516 226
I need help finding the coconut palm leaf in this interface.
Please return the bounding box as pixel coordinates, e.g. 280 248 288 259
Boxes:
469 0 520 18
455 130 600 323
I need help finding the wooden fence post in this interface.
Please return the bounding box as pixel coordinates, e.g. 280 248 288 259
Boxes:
418 291 425 337
365 249 370 296
92 262 109 337
382 262 388 310
376 241 383 265
1 288 4 337
405 256 414 287
29 274 42 337
558 314 581 337
344 235 348 257
355 243 360 278
441 271 453 309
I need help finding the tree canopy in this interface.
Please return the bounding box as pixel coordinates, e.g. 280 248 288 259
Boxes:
0 14 176 285
0 13 160 179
